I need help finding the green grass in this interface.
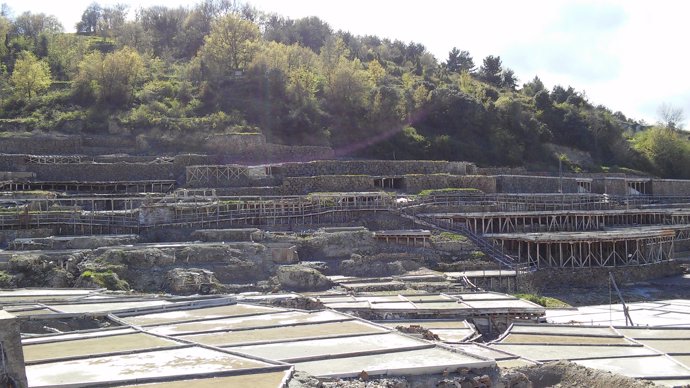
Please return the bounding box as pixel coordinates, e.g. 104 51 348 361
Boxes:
0 270 13 286
514 293 571 308
81 269 129 291
437 232 467 242
469 250 486 260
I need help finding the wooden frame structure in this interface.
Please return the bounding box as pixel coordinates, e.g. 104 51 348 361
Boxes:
487 228 676 269
373 230 431 247
373 176 404 189
424 209 690 235
0 180 176 194
186 165 249 186
25 155 83 164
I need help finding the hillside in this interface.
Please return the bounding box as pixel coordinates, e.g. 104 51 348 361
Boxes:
0 1 688 177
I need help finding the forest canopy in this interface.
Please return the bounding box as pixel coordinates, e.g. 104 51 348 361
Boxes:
0 0 687 177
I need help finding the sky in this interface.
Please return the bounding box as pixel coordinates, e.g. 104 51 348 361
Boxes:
3 0 689 125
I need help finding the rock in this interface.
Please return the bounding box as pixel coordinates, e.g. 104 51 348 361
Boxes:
276 265 332 291
300 261 330 272
297 229 376 259
339 253 423 277
267 296 325 310
287 371 323 388
75 270 129 291
163 268 220 295
0 270 17 287
267 243 299 264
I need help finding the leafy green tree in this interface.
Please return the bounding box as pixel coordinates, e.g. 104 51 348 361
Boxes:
45 33 91 80
478 55 503 87
291 16 332 52
0 15 10 59
522 76 545 97
445 47 474 73
73 47 143 106
137 6 189 58
10 51 51 99
11 11 63 39
199 13 260 79
633 127 690 178
500 68 517 90
76 3 102 34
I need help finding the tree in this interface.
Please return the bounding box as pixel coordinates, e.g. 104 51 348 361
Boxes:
633 127 690 178
478 55 502 86
12 12 63 39
199 13 260 79
98 4 128 38
445 47 474 73
73 47 143 106
500 68 517 90
292 16 332 52
10 51 51 99
137 6 189 58
76 2 101 34
522 76 545 97
657 102 685 130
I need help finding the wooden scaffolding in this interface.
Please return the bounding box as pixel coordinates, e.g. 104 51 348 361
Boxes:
487 228 676 269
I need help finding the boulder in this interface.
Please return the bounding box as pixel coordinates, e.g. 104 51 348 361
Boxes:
163 268 221 295
276 265 332 291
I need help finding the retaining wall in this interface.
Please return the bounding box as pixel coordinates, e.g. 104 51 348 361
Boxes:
281 175 375 194
275 160 471 177
591 177 628 195
28 163 177 181
525 260 682 289
0 136 81 154
451 175 497 193
651 179 690 196
402 174 495 193
495 175 579 194
205 133 267 152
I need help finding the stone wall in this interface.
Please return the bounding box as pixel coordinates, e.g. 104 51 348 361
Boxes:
591 177 628 195
477 166 530 176
210 144 335 164
204 133 267 152
403 174 495 193
402 174 453 193
28 163 177 181
275 160 469 177
0 136 81 155
0 154 26 171
450 175 497 194
495 175 579 194
191 228 262 242
281 175 375 194
0 228 54 247
525 260 682 289
651 179 690 196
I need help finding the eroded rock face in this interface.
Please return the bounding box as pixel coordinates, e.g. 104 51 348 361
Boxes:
163 268 220 295
79 243 275 292
8 254 78 288
296 230 377 259
339 253 424 277
276 265 332 291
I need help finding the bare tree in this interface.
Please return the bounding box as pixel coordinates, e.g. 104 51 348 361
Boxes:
657 102 685 130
